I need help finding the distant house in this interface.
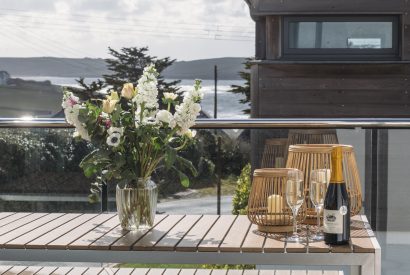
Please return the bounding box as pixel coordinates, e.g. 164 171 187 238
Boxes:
0 71 10 86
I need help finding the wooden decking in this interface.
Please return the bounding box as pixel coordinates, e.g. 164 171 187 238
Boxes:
0 213 375 253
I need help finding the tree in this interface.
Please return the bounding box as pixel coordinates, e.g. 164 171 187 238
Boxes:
104 47 179 93
229 58 251 114
68 46 179 100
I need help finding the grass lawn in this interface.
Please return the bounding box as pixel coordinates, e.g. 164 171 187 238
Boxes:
195 175 238 197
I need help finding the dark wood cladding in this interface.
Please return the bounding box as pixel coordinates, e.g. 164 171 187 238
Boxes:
266 16 281 59
255 18 266 60
402 14 410 60
246 0 410 118
247 0 406 15
252 63 410 118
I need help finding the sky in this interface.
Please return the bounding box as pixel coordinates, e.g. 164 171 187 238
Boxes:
0 0 255 61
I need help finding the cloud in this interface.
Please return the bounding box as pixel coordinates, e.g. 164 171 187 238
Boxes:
0 0 254 60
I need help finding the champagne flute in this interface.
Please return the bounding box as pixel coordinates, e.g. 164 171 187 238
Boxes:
286 169 305 242
309 169 330 241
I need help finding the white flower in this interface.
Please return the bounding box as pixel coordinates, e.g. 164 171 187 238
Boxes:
184 79 203 103
62 92 79 109
192 103 201 113
132 64 159 110
163 92 178 101
156 110 175 128
64 104 80 125
62 92 80 125
74 124 91 141
184 130 197 138
134 107 158 127
106 132 121 147
107 127 124 136
173 81 202 135
62 92 91 141
174 100 201 135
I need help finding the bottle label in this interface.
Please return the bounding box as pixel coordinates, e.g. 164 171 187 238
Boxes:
323 208 345 234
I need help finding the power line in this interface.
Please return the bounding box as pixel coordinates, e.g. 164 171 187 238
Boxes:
0 28 94 72
0 21 254 41
0 16 254 40
0 8 254 31
11 25 107 72
0 12 254 35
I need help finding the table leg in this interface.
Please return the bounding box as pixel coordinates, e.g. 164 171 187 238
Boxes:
374 248 381 275
360 255 375 275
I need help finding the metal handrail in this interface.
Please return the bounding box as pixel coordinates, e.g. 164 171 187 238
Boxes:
1 117 410 129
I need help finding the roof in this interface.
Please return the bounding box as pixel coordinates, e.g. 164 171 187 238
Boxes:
245 0 406 19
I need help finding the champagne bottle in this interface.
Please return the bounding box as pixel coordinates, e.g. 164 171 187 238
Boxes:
324 146 350 245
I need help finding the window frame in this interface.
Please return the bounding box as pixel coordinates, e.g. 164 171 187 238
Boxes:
282 15 400 60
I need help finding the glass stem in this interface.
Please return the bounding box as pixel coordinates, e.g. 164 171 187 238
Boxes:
292 208 298 236
316 206 321 235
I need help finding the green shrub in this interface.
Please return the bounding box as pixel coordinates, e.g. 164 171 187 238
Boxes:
232 163 251 215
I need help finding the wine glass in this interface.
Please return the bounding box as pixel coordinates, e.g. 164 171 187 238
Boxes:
285 169 305 243
309 169 330 241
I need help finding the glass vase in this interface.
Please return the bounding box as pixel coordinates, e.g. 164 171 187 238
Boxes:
116 177 158 231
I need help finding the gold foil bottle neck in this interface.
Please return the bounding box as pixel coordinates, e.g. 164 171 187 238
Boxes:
330 146 344 183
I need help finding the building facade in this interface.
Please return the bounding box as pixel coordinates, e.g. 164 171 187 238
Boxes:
245 0 410 118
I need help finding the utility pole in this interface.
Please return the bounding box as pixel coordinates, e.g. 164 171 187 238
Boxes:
214 65 218 119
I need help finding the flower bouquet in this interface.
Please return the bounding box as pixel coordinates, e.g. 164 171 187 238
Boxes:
62 64 202 230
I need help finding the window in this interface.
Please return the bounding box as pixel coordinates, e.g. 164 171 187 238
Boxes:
283 16 399 60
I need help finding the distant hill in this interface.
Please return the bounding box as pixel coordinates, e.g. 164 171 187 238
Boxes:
0 57 247 80
0 57 108 78
162 57 246 80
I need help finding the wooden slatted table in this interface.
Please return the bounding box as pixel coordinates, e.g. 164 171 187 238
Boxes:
0 213 380 275
0 266 345 275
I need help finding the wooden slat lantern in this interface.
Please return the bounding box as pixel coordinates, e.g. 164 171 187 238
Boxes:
247 168 306 232
260 138 287 168
287 129 339 147
286 144 362 223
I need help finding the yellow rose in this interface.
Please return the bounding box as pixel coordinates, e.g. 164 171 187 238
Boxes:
121 83 136 99
107 90 119 101
102 99 118 114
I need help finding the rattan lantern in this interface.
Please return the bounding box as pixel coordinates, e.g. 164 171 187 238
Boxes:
287 129 339 147
286 144 362 224
260 138 287 168
247 168 307 233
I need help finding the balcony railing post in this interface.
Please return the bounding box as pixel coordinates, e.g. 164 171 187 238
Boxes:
217 135 222 215
101 183 108 213
365 129 388 231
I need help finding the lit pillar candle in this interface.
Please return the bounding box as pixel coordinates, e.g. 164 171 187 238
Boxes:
267 194 283 214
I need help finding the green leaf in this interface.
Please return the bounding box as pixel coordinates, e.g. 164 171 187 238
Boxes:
83 165 98 178
176 155 198 177
88 193 100 204
178 170 190 188
79 149 111 178
164 147 176 169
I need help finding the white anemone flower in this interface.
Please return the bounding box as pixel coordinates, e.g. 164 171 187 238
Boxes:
106 132 121 147
107 126 124 136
